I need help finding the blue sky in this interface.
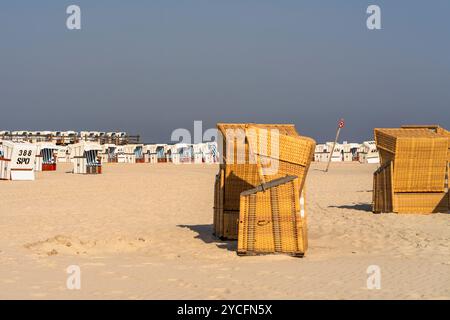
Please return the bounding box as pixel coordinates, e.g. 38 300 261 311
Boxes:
1 1 449 143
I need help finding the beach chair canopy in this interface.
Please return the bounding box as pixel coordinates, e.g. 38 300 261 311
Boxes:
35 142 58 164
56 145 68 155
114 146 125 154
1 140 37 162
36 142 58 151
216 122 316 212
374 128 448 193
123 144 143 155
401 125 450 161
71 142 102 157
143 145 155 154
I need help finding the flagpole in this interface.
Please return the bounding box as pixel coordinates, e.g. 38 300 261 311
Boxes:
325 119 344 172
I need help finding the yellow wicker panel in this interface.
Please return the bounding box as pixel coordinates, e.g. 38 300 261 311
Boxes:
237 176 307 257
223 164 260 211
377 149 394 166
373 162 394 213
213 168 225 237
393 192 448 214
219 210 239 239
401 125 450 162
393 137 448 192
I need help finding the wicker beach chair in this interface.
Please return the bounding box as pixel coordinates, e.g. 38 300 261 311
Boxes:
213 123 315 251
373 128 449 214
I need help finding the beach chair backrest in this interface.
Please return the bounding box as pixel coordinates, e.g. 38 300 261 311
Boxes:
84 150 99 166
156 146 164 158
134 145 143 158
42 148 54 164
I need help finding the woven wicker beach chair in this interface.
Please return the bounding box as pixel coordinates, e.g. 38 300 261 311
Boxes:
373 128 449 214
213 123 315 254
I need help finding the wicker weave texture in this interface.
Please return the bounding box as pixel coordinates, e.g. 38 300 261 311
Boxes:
373 160 449 214
401 125 450 162
373 162 394 213
374 128 448 193
214 123 315 240
237 176 307 257
394 138 448 192
394 192 448 214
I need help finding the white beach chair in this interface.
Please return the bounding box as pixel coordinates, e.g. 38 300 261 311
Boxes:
34 142 58 171
100 144 117 163
71 142 102 174
56 146 69 163
0 141 37 180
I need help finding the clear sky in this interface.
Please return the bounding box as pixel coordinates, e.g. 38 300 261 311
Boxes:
1 1 449 143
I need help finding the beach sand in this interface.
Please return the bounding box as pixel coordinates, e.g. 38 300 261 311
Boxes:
0 162 449 299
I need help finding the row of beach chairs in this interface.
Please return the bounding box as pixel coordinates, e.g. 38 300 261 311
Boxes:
0 139 221 180
0 141 104 179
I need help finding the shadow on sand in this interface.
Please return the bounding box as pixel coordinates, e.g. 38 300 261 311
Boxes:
328 203 372 212
177 224 237 252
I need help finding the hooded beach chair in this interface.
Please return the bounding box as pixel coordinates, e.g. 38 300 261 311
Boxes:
121 144 143 163
192 144 204 164
154 145 167 163
134 144 145 163
71 142 102 174
99 144 117 163
207 142 219 163
34 142 58 171
56 146 69 163
0 141 37 180
373 128 449 214
143 145 160 163
214 123 315 256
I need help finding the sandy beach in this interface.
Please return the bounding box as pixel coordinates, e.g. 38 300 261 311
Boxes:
0 162 449 299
